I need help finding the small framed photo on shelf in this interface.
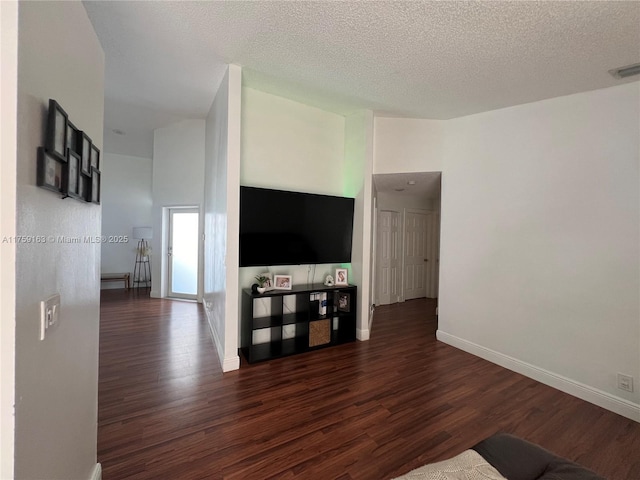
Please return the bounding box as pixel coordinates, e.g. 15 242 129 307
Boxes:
64 150 81 199
77 131 92 176
46 99 68 162
90 167 101 204
335 268 348 286
274 274 292 290
337 292 351 312
37 147 63 194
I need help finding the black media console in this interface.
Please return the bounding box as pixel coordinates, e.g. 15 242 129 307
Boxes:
241 284 357 363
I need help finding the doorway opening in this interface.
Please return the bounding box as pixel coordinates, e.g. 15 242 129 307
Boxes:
373 172 441 306
166 207 200 300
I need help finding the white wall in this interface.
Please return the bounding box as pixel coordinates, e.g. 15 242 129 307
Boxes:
374 117 445 174
241 87 346 196
0 2 18 477
100 153 152 287
438 83 640 420
14 2 104 479
151 119 205 299
240 87 348 288
204 65 242 372
344 110 375 339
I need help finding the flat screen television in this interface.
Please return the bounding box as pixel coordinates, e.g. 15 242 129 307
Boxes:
240 186 355 267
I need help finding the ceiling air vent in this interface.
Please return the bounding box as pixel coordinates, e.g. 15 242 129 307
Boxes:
609 62 640 79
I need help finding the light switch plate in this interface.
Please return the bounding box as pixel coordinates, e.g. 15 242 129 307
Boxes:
40 294 60 340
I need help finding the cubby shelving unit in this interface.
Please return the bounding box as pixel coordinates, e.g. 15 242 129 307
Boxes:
241 284 357 363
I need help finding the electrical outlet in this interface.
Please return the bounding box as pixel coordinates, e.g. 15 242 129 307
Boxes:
40 294 60 340
617 373 634 393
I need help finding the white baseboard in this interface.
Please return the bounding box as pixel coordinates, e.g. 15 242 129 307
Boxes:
89 463 101 480
204 309 225 366
436 330 640 422
357 327 370 341
204 308 240 372
222 355 240 372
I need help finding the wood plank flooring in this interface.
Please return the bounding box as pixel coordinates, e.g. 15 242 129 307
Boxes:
98 290 640 479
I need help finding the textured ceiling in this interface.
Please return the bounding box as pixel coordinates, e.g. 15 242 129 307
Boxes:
83 0 640 153
374 172 441 200
85 1 640 118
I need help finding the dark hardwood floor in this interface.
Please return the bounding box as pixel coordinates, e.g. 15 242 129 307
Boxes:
98 290 640 479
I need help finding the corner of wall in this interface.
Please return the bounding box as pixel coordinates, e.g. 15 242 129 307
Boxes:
437 330 640 423
0 1 18 476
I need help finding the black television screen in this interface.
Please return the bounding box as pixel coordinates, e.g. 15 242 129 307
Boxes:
240 186 355 267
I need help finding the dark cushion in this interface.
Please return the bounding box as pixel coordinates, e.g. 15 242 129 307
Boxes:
472 433 605 480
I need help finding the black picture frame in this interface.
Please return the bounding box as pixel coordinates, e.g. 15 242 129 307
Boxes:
64 150 82 199
77 131 92 176
45 99 68 162
90 143 100 171
78 172 91 202
36 147 63 194
66 121 78 156
337 292 351 313
90 167 101 204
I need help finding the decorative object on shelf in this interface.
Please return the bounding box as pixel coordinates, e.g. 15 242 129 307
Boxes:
258 272 273 291
337 292 351 312
37 147 64 194
254 274 270 294
324 274 334 286
319 292 327 315
335 268 348 286
132 226 152 289
274 274 292 290
309 319 331 347
46 99 68 162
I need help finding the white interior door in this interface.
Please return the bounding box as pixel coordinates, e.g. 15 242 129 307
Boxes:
376 210 401 305
168 208 199 300
404 211 427 300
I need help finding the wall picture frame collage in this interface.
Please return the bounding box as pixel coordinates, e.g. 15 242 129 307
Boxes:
37 99 100 204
